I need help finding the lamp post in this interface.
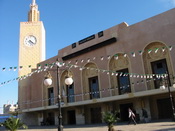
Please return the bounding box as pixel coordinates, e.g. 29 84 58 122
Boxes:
160 73 175 121
44 59 73 131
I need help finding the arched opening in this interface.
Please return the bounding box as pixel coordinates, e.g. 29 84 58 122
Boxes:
60 70 74 103
82 62 100 100
142 42 173 90
109 53 131 95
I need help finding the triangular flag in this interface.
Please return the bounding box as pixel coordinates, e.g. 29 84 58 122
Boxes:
9 67 12 71
75 60 78 64
114 54 118 60
131 52 135 57
14 67 17 71
87 58 90 62
148 49 152 53
162 47 166 52
19 66 23 70
124 53 127 57
38 65 41 69
155 48 159 53
169 46 172 51
138 50 143 55
44 64 48 68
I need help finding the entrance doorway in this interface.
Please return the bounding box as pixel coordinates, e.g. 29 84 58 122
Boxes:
157 98 172 119
90 107 102 124
120 103 133 121
47 112 55 125
67 110 76 125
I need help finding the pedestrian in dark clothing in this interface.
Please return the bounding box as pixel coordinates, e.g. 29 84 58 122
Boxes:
128 108 137 125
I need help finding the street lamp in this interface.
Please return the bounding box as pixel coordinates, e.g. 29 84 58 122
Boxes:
43 59 73 131
160 73 175 121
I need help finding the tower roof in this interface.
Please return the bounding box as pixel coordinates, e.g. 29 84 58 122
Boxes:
32 0 36 5
28 0 40 22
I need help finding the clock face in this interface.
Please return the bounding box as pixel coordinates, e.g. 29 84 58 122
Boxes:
24 35 37 47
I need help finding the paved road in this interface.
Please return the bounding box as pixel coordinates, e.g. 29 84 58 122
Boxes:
1 120 175 131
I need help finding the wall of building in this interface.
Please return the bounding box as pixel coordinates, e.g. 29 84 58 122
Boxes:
20 8 175 126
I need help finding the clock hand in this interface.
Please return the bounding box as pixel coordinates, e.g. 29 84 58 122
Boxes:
29 40 34 44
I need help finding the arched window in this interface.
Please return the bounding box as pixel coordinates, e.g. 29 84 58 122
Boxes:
142 42 172 89
109 53 131 95
61 70 74 103
82 63 100 100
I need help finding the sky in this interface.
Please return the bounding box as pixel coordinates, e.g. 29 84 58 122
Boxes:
0 0 175 114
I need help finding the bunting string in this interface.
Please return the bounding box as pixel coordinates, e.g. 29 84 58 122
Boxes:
0 60 168 87
17 76 165 109
0 45 173 72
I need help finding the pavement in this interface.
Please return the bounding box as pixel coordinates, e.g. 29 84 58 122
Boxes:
0 120 175 131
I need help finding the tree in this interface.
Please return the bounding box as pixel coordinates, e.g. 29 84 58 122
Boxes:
102 111 119 131
2 117 28 131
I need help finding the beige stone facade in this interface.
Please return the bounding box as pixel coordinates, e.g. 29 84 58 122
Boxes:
19 22 45 76
18 1 45 125
18 6 175 126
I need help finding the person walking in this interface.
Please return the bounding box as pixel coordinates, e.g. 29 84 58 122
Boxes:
128 108 137 125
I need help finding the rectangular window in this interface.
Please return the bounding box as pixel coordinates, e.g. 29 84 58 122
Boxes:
48 87 54 106
72 43 76 48
117 68 131 95
67 84 75 103
89 76 100 99
151 59 169 89
98 31 103 38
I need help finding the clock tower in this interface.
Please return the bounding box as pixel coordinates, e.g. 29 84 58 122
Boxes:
18 0 45 112
19 0 45 77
